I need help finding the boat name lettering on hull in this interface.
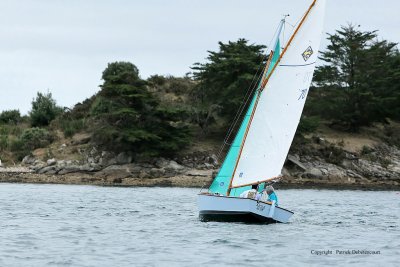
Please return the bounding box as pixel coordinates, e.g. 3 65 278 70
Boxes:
256 203 265 211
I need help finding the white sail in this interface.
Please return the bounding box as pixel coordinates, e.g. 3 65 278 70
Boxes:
231 0 326 188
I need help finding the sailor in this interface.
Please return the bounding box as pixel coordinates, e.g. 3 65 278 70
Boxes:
263 185 278 206
239 184 258 199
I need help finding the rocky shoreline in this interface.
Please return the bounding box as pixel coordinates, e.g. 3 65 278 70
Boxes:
1 140 399 190
0 170 398 190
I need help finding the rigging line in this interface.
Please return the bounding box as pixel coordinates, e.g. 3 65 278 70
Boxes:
215 57 266 160
216 72 262 159
219 18 284 142
293 7 309 30
218 21 288 153
221 51 270 144
220 65 264 143
216 20 284 160
285 21 296 29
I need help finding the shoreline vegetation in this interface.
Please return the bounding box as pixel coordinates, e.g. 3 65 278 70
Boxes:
0 25 399 190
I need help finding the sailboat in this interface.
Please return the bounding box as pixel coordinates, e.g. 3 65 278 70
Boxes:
198 0 326 223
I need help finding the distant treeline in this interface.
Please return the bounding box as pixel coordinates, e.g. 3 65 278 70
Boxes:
0 24 399 160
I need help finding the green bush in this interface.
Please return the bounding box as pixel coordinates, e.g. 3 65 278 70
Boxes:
9 138 25 152
297 116 320 135
0 110 21 124
30 92 63 127
147 75 166 86
17 127 54 151
361 145 374 155
60 119 86 138
90 97 116 116
0 135 8 151
383 124 400 148
320 144 346 165
0 126 9 135
10 125 23 136
165 77 192 94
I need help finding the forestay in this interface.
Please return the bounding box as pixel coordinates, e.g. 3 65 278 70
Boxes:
231 0 326 188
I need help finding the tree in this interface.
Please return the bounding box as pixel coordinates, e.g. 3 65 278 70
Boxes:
191 39 267 133
90 62 190 156
309 24 400 130
30 92 63 127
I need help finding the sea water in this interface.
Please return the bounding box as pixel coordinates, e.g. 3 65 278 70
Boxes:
0 184 398 266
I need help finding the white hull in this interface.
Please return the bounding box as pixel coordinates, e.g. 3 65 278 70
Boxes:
197 194 293 223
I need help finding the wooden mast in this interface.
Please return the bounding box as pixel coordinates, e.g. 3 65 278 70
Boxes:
226 0 318 195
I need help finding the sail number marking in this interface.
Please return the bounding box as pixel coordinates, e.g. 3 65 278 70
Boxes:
298 88 308 100
256 203 265 211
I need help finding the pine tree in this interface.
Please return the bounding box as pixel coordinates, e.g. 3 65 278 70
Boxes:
308 24 400 130
91 62 191 156
191 39 266 133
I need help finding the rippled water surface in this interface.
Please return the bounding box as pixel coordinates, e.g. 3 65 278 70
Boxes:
0 184 399 266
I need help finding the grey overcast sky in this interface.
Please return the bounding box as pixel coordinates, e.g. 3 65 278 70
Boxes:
0 0 399 114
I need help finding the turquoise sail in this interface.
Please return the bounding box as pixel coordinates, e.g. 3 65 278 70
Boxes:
209 32 282 196
209 95 257 195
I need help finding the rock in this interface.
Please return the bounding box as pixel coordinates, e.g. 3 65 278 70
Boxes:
128 165 143 176
79 164 101 172
155 158 185 172
47 158 57 166
37 166 56 174
58 143 67 152
71 135 91 145
113 178 122 184
207 154 219 165
139 171 151 178
164 169 177 178
96 164 133 178
186 169 213 177
166 160 184 171
303 167 323 179
204 163 214 169
342 160 353 168
57 160 67 167
281 167 291 176
90 147 98 156
154 158 169 168
139 163 154 168
58 165 81 175
0 166 32 173
33 159 45 165
346 170 363 179
99 157 117 167
344 152 358 160
30 163 45 171
286 154 307 171
22 155 36 165
116 152 133 165
149 168 165 178
320 168 329 175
